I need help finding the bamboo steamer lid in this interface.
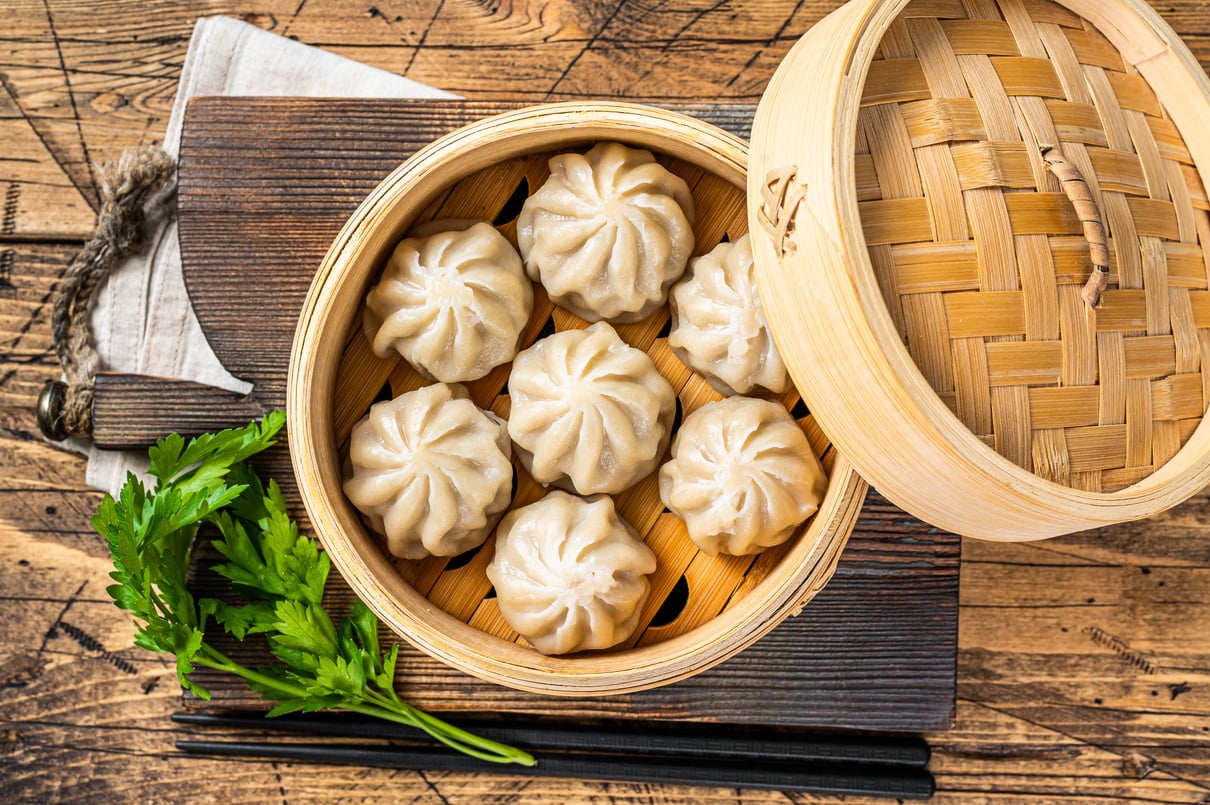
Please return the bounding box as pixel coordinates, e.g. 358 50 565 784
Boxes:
748 0 1210 541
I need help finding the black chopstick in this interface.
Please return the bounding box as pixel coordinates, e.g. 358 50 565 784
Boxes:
176 739 936 799
171 711 930 768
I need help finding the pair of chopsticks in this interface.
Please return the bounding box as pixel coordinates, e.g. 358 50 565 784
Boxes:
173 711 935 799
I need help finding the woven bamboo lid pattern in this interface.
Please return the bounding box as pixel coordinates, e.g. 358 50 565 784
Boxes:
749 0 1210 539
858 0 1208 491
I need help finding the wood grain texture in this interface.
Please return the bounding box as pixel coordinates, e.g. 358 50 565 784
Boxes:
173 98 760 420
184 491 958 729
1 0 1209 243
175 96 951 716
91 372 266 448
2 2 1209 802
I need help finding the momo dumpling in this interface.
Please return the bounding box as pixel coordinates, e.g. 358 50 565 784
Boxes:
668 234 790 396
486 491 657 655
659 397 826 556
508 322 676 495
343 383 513 560
518 142 695 323
364 222 533 382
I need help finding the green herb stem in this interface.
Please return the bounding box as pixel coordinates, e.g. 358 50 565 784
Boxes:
346 699 534 766
195 645 533 766
195 645 310 700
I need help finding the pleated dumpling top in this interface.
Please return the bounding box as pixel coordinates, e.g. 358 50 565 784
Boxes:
487 491 656 655
343 383 514 559
518 141 695 323
364 222 533 382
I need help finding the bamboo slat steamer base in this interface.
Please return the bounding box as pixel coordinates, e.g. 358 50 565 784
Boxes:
290 104 867 696
335 146 832 652
748 0 1210 540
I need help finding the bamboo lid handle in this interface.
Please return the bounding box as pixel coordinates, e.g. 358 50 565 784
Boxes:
1040 145 1111 308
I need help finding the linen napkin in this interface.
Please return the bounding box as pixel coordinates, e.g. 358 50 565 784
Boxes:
85 16 454 494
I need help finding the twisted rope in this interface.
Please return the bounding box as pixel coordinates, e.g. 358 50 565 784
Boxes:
39 146 175 440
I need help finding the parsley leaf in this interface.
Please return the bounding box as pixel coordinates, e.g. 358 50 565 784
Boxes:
99 414 533 766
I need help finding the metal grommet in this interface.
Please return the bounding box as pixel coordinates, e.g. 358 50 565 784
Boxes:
37 380 69 441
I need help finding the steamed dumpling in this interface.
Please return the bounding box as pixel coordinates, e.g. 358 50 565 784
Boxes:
518 142 695 323
508 322 676 495
344 383 513 560
364 222 533 382
659 397 826 556
486 491 657 654
668 234 790 395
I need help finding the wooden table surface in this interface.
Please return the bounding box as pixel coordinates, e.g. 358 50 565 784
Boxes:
2 2 1209 802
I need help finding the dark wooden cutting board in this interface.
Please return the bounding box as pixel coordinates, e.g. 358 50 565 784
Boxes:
159 97 958 732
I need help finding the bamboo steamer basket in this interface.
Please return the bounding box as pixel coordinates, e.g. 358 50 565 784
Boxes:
291 0 1210 694
289 105 867 695
749 0 1210 540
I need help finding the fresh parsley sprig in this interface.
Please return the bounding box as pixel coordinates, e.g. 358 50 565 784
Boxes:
96 412 534 766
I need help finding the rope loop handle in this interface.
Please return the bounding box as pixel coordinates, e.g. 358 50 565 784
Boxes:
1039 145 1111 308
37 146 175 441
